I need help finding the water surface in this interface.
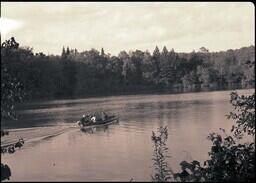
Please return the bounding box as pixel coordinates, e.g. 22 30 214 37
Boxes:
1 89 254 181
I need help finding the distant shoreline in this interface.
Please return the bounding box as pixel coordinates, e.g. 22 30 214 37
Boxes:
19 85 255 105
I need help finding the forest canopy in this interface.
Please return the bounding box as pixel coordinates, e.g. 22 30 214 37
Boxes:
1 37 255 101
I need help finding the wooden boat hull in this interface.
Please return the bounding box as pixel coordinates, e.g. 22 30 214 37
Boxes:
79 116 119 130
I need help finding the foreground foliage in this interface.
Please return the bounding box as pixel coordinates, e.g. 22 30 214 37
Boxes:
1 37 25 120
1 130 25 181
151 126 174 182
1 38 25 181
176 91 255 182
152 92 255 182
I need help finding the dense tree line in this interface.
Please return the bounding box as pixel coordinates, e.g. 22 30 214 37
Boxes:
1 38 255 101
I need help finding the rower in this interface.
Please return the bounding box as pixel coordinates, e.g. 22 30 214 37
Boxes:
78 114 92 126
91 116 96 123
81 114 86 125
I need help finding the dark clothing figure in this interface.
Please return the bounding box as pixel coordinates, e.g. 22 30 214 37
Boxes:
80 114 91 126
81 116 86 124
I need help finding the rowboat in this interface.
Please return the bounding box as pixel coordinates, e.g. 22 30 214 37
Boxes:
77 114 119 130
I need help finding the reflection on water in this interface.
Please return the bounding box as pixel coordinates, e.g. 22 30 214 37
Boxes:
1 89 254 181
80 124 111 134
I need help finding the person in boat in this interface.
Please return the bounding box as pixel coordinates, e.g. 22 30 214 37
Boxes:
101 111 108 121
81 114 86 125
78 114 90 126
91 116 97 123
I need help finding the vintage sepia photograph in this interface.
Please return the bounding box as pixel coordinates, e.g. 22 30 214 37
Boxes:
1 1 255 182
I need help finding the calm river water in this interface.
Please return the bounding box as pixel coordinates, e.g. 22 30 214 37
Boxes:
1 89 254 181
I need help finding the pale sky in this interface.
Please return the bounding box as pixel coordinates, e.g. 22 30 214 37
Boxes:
1 2 255 55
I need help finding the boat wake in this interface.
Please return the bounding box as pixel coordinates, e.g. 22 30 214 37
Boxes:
1 124 78 147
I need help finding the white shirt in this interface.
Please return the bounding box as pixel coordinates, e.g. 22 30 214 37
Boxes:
91 116 96 123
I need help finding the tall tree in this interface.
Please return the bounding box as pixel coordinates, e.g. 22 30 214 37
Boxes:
61 46 66 57
1 37 25 119
101 48 105 56
152 46 161 84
